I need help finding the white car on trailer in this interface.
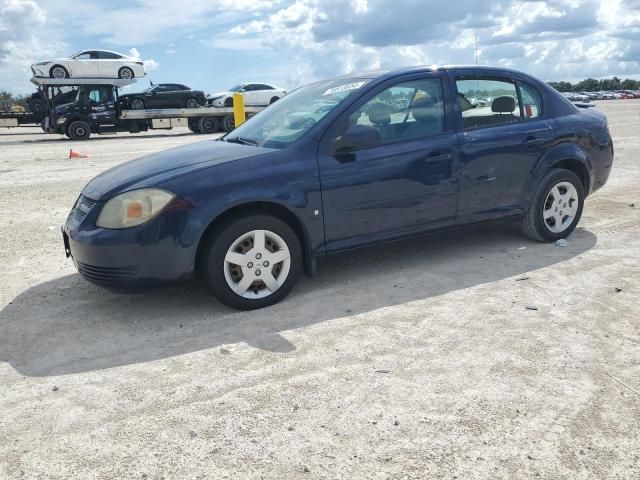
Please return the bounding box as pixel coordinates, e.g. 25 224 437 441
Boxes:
208 83 287 107
31 50 146 80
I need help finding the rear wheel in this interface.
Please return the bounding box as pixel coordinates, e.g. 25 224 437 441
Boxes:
199 116 219 134
269 96 280 104
187 119 202 133
185 97 199 109
521 168 584 242
201 215 302 310
49 65 69 79
118 67 134 79
67 120 91 140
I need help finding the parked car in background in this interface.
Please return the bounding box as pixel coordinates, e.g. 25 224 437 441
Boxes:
617 90 637 99
561 92 590 103
63 65 613 310
31 50 145 79
120 84 206 110
207 83 287 107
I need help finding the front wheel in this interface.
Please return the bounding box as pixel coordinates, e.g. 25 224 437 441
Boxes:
67 120 92 140
49 65 69 79
521 168 584 242
185 97 199 108
129 98 145 110
201 215 302 310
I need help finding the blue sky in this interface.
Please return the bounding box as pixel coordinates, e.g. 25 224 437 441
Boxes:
1 0 640 95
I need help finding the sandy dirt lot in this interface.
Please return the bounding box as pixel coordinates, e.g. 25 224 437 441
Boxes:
1 101 639 479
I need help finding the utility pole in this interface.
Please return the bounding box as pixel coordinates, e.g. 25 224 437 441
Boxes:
474 32 478 65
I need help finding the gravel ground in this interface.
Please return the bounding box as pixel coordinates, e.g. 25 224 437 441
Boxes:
1 101 639 479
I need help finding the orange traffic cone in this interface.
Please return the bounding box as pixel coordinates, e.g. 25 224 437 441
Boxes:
69 149 88 159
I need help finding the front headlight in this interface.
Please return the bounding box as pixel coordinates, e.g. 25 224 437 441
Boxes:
56 116 67 124
96 188 175 229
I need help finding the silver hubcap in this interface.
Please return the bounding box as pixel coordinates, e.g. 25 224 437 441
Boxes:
187 99 197 108
224 229 291 299
121 69 132 79
543 181 579 233
131 100 144 110
52 67 66 78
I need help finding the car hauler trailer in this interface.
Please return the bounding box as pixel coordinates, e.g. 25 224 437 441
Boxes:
31 77 264 140
0 111 46 128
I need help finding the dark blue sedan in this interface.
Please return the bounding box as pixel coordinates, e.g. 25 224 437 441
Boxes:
63 66 614 310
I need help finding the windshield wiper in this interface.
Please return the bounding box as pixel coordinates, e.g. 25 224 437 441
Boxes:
224 136 258 146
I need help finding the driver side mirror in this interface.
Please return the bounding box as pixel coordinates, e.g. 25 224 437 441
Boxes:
332 125 381 154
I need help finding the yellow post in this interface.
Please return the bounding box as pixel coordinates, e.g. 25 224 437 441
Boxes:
232 92 246 127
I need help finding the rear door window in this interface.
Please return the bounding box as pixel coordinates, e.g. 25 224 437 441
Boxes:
519 82 542 119
456 78 521 129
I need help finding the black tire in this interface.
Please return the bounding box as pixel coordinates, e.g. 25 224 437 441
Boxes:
521 168 584 242
49 65 69 79
185 97 198 109
29 99 44 114
187 119 202 133
199 116 219 134
129 98 145 110
118 67 134 79
222 114 235 133
67 120 92 140
224 97 233 108
201 214 303 310
269 96 280 104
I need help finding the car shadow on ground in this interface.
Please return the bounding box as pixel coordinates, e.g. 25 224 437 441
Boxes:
0 224 597 377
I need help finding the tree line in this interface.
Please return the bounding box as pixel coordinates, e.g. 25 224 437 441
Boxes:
547 77 640 93
0 90 30 109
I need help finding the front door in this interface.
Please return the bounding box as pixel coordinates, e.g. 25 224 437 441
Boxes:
454 75 553 224
318 74 460 252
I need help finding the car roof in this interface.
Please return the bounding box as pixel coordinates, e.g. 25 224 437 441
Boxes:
347 64 538 81
76 49 129 57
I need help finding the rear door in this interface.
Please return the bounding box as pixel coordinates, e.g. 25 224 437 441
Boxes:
96 51 122 78
317 73 460 252
453 72 553 224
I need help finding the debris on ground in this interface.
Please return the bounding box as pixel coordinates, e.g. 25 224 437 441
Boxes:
525 306 539 311
614 287 622 293
515 276 530 281
555 239 568 247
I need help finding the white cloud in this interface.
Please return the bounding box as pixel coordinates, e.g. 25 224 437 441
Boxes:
0 0 66 92
127 47 159 72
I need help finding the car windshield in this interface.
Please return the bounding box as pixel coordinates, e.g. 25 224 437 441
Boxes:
229 84 245 92
224 78 371 149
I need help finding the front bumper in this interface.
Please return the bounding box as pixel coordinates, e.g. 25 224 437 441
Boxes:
63 195 196 290
31 65 48 77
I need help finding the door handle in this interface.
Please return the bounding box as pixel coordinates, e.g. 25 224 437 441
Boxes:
424 152 452 163
523 137 545 147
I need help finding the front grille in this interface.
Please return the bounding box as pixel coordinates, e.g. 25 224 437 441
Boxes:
73 195 97 223
77 261 138 285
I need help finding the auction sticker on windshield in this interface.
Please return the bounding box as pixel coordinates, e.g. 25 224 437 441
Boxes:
322 81 366 96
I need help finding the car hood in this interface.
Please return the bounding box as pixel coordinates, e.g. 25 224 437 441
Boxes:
55 102 76 114
82 140 274 200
